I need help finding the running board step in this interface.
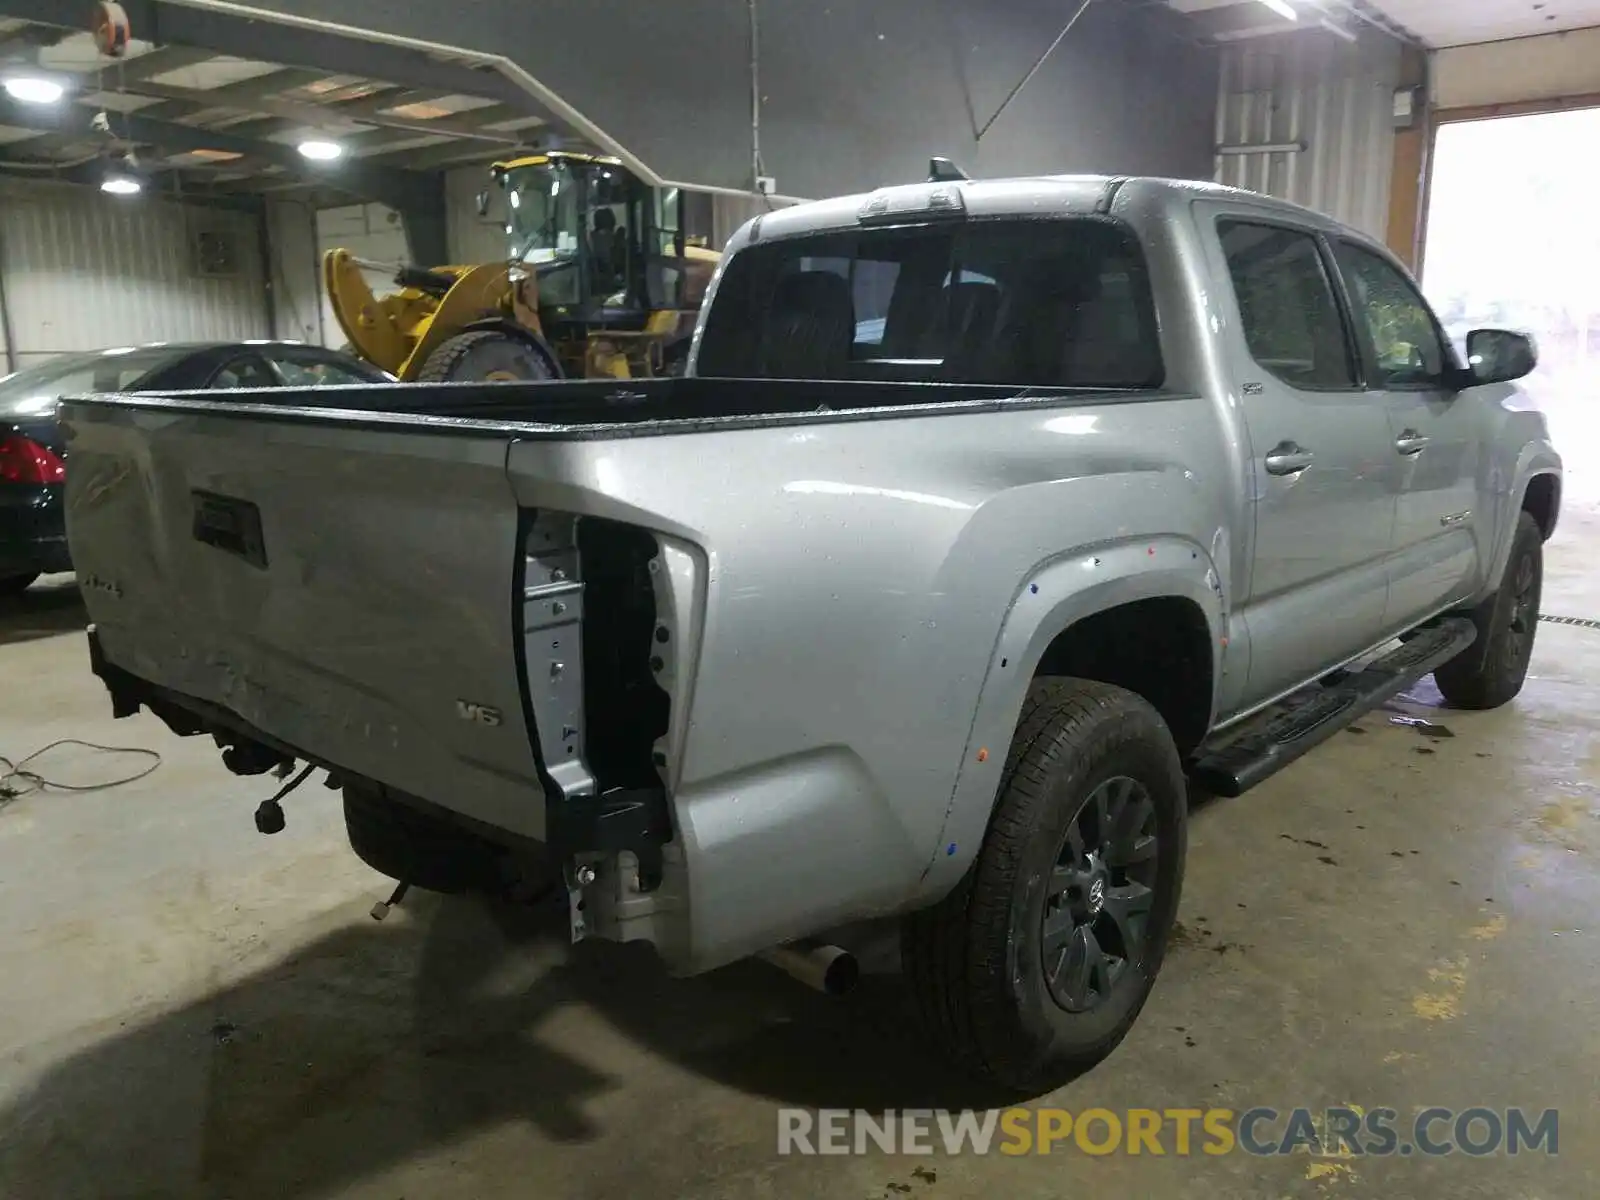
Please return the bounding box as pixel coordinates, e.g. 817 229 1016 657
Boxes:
1190 617 1477 797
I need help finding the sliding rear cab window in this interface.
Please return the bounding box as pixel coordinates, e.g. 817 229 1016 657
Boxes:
695 218 1164 390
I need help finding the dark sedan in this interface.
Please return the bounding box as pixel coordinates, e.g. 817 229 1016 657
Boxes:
0 341 392 593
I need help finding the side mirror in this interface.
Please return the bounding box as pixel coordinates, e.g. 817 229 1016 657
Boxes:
475 190 491 218
1465 328 1537 385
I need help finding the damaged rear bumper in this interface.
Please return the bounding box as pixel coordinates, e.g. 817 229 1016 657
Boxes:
86 622 678 928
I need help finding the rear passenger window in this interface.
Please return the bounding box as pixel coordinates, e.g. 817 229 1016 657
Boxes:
1218 220 1356 390
210 357 277 389
696 218 1163 389
270 354 376 387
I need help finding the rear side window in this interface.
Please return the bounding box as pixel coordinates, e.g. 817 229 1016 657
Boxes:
1218 220 1356 390
696 219 1164 389
269 351 382 386
210 356 277 389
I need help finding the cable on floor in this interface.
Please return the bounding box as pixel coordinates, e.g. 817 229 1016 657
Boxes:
0 738 162 808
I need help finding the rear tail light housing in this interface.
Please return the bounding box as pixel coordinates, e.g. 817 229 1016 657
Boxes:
0 434 66 484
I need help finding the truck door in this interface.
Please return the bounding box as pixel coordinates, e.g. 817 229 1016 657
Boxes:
1204 209 1400 705
1328 238 1485 629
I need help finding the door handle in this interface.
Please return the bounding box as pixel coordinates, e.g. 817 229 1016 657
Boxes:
1264 441 1314 476
1395 429 1431 456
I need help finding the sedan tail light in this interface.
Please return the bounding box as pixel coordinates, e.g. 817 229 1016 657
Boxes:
0 434 66 484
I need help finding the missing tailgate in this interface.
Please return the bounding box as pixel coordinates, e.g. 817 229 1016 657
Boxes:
520 513 672 879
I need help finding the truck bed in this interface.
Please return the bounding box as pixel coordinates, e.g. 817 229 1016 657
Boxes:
81 375 1162 437
62 374 1212 971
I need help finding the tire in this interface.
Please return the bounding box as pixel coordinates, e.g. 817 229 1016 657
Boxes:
417 330 557 383
902 678 1187 1093
660 336 692 377
1434 510 1543 709
0 572 39 596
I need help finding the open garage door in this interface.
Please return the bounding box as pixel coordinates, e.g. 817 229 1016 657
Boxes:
1423 107 1600 503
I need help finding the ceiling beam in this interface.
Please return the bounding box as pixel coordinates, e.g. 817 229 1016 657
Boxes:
0 90 439 210
361 139 508 171
87 43 220 84
107 80 524 145
0 21 64 56
0 152 102 189
0 150 264 212
103 67 332 125
173 67 329 106
0 0 533 109
314 87 467 121
148 175 265 213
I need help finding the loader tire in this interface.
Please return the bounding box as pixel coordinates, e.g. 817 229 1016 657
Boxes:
417 330 557 383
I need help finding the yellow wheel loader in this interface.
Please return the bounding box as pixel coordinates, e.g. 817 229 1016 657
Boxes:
323 151 721 383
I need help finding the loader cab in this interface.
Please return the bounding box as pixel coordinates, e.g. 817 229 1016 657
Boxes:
494 152 690 335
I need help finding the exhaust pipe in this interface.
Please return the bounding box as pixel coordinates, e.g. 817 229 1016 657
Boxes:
759 941 860 996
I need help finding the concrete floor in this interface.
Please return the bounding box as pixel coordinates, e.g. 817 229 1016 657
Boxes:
4 507 1600 1199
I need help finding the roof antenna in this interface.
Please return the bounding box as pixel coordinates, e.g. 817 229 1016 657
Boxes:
928 156 969 183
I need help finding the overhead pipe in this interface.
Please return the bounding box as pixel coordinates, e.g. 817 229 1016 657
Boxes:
977 0 1095 142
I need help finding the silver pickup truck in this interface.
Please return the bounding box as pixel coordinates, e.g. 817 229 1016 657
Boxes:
62 173 1560 1093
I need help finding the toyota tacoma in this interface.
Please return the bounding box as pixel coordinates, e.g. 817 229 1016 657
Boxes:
61 171 1560 1092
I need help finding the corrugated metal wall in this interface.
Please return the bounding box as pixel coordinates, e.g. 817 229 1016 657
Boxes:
266 199 324 346
712 194 767 250
1214 31 1401 238
313 202 409 350
0 178 268 367
446 163 505 265
711 192 810 248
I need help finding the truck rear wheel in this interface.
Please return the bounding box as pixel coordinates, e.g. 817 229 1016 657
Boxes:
902 678 1186 1093
1434 510 1543 710
417 330 557 383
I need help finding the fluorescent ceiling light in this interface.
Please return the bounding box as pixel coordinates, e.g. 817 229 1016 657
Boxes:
297 140 343 161
3 76 64 105
1256 0 1297 19
101 174 142 196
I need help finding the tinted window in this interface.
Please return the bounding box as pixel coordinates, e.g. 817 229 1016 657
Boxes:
1218 220 1355 389
696 219 1163 388
210 356 277 389
1333 241 1446 386
269 352 379 386
851 259 900 346
0 347 188 415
